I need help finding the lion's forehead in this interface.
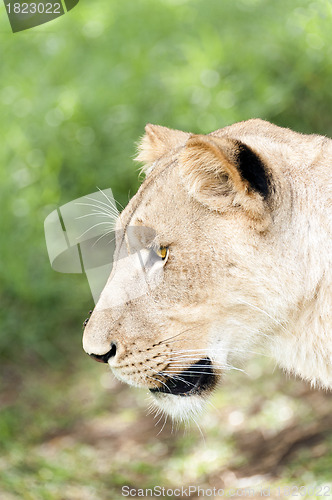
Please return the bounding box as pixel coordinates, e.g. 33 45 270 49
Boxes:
117 171 172 230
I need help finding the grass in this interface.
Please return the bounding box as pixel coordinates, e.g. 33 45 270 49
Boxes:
1 354 332 499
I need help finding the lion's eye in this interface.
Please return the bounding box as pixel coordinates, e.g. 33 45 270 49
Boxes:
155 246 169 260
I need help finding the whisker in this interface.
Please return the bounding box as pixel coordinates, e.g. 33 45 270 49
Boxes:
165 361 247 374
76 221 116 240
146 372 171 392
237 298 295 338
75 206 117 218
145 375 164 391
165 357 243 366
165 368 239 375
75 213 112 220
152 406 162 423
96 187 120 213
167 374 197 389
207 400 219 412
92 230 116 248
192 414 206 445
166 350 254 361
156 327 198 345
85 195 119 216
167 371 217 378
75 201 117 218
157 413 168 436
115 199 125 211
169 346 269 357
154 410 166 428
106 235 117 246
146 402 156 415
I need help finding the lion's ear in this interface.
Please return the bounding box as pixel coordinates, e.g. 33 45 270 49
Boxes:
136 124 189 172
179 134 271 222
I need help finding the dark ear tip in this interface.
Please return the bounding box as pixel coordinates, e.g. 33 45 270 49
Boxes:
235 142 270 199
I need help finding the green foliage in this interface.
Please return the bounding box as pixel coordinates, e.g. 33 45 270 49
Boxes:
0 0 332 359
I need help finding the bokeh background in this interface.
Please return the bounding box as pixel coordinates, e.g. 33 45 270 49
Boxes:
1 0 332 498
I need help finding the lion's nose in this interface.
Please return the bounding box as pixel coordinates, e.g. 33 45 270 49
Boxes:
89 342 117 363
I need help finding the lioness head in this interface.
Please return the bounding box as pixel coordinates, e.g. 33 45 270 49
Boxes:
83 119 332 420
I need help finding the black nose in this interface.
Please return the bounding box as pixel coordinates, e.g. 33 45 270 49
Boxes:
89 342 117 363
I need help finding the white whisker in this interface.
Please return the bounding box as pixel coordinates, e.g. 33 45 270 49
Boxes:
192 414 206 445
92 231 116 248
76 221 116 240
85 195 119 216
237 298 295 338
75 201 117 218
96 187 120 213
157 412 168 436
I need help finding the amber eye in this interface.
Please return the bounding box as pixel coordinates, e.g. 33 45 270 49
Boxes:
155 246 169 260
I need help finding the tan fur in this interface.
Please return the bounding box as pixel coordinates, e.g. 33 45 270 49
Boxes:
179 134 270 225
136 123 189 171
83 119 332 421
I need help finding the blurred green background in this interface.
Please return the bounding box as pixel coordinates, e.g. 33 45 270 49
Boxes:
1 0 332 498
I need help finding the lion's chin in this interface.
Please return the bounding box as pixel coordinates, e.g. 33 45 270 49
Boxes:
150 392 210 422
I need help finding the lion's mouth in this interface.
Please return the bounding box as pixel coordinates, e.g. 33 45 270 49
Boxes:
149 357 216 397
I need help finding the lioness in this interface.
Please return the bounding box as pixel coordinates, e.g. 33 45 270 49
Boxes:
83 119 332 421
